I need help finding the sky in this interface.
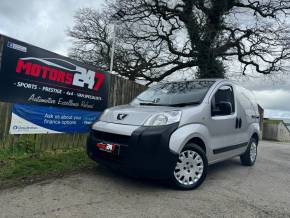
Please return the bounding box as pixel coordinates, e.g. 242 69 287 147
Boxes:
0 0 105 55
0 0 290 120
242 75 290 120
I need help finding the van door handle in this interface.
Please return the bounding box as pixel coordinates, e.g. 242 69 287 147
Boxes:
235 118 239 129
239 118 242 128
251 115 259 119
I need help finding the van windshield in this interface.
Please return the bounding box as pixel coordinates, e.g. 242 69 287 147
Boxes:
131 80 215 107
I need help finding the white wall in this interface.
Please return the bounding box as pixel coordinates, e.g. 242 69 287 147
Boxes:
263 121 290 142
263 123 278 141
277 123 290 142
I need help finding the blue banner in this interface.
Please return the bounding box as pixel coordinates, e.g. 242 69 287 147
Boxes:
0 36 109 111
10 104 101 134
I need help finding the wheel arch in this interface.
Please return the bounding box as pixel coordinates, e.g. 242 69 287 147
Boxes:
251 132 259 145
169 124 210 155
187 137 207 154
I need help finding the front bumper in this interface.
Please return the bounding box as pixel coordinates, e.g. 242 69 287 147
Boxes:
86 123 179 179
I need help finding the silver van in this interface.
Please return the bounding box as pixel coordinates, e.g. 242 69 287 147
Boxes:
87 79 260 189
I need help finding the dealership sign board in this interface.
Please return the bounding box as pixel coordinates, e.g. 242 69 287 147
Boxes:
10 104 101 134
0 36 109 111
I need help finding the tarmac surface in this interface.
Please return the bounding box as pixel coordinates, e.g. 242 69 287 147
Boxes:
0 140 289 218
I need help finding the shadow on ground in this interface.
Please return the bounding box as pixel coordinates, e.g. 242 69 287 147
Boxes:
90 157 244 190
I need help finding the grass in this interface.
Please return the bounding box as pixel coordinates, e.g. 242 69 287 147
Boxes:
0 147 95 189
264 119 283 124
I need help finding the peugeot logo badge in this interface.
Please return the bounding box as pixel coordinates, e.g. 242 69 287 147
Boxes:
117 113 128 120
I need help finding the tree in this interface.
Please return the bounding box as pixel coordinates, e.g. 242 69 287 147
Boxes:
69 8 180 84
69 0 290 83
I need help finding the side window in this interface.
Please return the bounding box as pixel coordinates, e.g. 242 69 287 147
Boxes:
211 85 235 116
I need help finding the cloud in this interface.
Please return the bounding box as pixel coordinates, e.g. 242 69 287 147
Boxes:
0 0 104 56
253 89 290 111
264 109 290 120
240 73 290 118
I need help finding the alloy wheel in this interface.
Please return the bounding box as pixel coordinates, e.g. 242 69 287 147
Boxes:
250 142 257 163
174 150 204 186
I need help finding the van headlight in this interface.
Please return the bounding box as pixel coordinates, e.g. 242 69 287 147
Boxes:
144 111 182 126
99 109 110 121
91 109 110 129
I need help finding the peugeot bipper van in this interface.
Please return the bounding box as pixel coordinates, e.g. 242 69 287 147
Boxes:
87 79 260 190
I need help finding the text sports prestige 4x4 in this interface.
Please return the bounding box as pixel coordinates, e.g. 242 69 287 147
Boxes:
87 79 260 190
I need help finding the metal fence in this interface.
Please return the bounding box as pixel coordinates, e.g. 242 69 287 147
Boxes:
0 74 145 151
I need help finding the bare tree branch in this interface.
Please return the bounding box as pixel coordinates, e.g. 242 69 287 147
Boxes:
68 0 290 82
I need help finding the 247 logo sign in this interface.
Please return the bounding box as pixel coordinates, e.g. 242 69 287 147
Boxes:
0 36 108 111
15 57 105 91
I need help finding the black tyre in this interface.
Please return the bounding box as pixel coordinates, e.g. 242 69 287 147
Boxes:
240 137 258 166
171 143 208 190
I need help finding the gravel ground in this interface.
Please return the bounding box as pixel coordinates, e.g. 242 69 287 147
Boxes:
0 140 289 218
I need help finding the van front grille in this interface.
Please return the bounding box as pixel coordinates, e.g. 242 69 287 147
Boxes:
92 130 131 145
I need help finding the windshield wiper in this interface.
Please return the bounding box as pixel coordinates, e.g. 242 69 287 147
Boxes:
169 102 201 107
139 103 168 106
139 102 200 107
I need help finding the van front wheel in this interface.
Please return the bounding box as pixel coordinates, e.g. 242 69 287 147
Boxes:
171 143 208 190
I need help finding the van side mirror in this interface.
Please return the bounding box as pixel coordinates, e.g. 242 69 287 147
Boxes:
212 102 233 116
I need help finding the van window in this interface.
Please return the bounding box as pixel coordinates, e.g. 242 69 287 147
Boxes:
211 85 235 116
131 80 215 107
